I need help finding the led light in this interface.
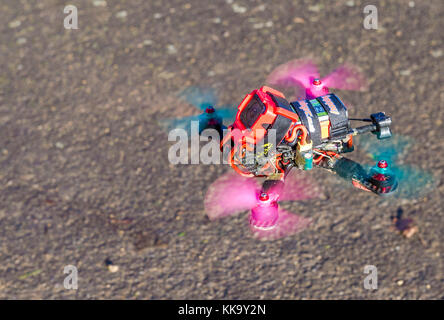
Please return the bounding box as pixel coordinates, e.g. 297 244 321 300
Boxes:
378 160 388 168
259 192 269 201
205 106 215 113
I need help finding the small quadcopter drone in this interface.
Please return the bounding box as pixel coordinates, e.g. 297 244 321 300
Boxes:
163 59 424 240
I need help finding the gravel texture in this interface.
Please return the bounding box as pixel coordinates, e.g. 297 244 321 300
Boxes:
0 0 443 299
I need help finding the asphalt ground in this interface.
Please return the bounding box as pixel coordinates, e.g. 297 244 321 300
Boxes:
0 0 443 299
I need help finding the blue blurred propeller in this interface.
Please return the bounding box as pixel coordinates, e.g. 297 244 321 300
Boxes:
358 134 437 199
159 86 238 135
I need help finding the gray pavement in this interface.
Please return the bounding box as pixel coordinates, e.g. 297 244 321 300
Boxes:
0 0 443 299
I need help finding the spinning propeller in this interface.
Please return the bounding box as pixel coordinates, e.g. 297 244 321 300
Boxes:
159 86 237 134
266 58 368 100
204 170 322 240
358 134 437 199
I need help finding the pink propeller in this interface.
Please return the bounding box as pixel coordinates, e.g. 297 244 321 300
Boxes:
250 208 312 241
204 170 322 240
322 64 367 92
266 58 368 100
204 172 259 220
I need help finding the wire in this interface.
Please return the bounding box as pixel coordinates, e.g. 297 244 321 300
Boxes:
348 118 372 122
313 149 333 159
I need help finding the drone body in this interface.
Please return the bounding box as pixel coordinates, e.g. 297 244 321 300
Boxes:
216 84 397 192
201 83 397 240
199 83 397 238
164 59 413 240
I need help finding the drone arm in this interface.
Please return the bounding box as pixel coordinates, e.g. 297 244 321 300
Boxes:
330 156 368 183
261 178 284 195
321 155 397 196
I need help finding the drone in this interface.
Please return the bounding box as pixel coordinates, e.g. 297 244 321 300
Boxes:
162 59 432 240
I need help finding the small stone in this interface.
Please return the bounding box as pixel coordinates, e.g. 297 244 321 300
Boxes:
402 225 418 238
410 40 416 46
55 142 65 149
408 1 415 7
257 4 266 11
167 44 177 54
232 4 247 14
21 174 34 181
9 20 21 28
154 13 162 19
346 0 355 7
351 230 361 239
399 69 411 76
253 22 264 29
207 70 215 77
265 21 273 28
430 49 442 58
293 17 305 24
158 71 175 79
212 17 221 23
143 39 153 46
426 284 431 289
108 265 119 272
308 5 321 12
397 279 404 286
116 10 127 19
17 37 27 45
92 0 107 7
